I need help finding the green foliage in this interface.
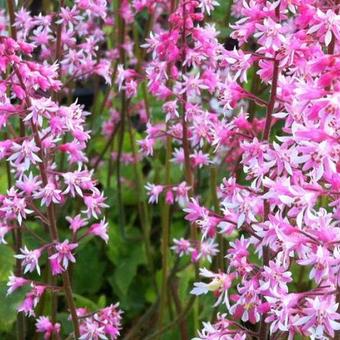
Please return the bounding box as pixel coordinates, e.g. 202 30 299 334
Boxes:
0 246 15 281
109 242 146 297
0 282 29 333
73 243 106 295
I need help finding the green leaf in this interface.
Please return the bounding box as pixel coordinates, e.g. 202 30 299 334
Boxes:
72 293 98 311
97 295 107 309
110 243 146 296
0 245 15 281
0 282 28 332
73 243 106 295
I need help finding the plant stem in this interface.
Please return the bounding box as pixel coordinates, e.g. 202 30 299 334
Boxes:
6 0 17 40
126 113 156 288
157 135 172 338
116 0 127 239
6 1 27 338
258 6 280 340
170 280 189 340
55 0 64 73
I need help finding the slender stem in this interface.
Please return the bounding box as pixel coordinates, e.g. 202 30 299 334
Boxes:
126 112 156 288
55 0 65 78
169 280 189 340
180 1 196 241
116 0 127 239
6 0 17 40
261 60 279 141
116 92 127 236
93 123 120 171
258 6 280 340
157 135 172 338
6 1 26 338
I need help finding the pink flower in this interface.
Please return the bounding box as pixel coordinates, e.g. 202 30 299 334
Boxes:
0 223 11 244
191 268 234 308
190 150 211 168
88 219 109 243
230 279 262 324
18 284 45 316
8 139 41 171
184 198 207 222
66 214 87 233
0 188 33 225
192 240 219 263
179 74 209 97
173 181 191 206
16 173 42 195
308 9 340 46
15 246 42 275
260 261 292 293
82 192 108 218
171 238 193 256
49 240 78 275
33 182 62 206
7 274 29 295
62 168 95 197
198 0 219 16
255 17 286 51
36 316 61 340
79 319 106 340
296 297 340 338
116 64 137 90
298 246 336 284
138 138 155 156
145 183 164 204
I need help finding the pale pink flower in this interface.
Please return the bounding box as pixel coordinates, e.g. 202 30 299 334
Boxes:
7 274 29 295
191 268 234 308
171 238 193 256
15 246 42 275
36 316 61 340
8 139 41 171
49 240 78 275
88 219 109 243
66 214 87 233
145 183 164 204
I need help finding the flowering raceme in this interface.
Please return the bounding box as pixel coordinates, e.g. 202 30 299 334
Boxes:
0 1 122 338
137 0 340 338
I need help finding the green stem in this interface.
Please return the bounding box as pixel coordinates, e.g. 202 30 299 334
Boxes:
126 113 156 288
157 136 172 337
115 0 127 240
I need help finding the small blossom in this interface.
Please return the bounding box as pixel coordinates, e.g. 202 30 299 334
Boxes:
88 219 109 243
36 316 61 340
15 246 42 275
49 240 78 275
7 274 29 295
145 183 164 204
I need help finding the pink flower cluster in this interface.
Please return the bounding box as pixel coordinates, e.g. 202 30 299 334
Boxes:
77 304 122 340
140 0 340 338
0 1 122 338
14 1 111 83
